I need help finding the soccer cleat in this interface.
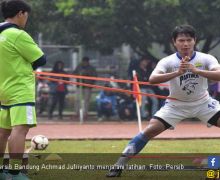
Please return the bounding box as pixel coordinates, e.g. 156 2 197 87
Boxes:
106 169 122 177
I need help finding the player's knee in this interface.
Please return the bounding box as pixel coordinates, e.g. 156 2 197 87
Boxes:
143 125 165 139
144 131 162 139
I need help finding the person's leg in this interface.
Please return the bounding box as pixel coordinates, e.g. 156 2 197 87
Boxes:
116 118 168 164
83 88 92 119
6 125 29 179
7 105 36 179
217 118 220 127
97 103 105 122
106 99 185 177
107 106 114 118
0 128 11 175
38 95 44 114
74 88 81 117
102 105 112 119
208 112 220 127
0 108 11 172
198 98 220 127
140 88 148 118
8 126 29 167
8 125 29 154
0 128 11 154
147 88 159 116
58 93 65 119
49 94 58 119
41 95 48 114
106 118 171 177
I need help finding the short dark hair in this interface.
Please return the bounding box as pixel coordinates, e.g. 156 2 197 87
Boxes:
1 0 31 19
172 25 196 41
82 56 90 62
140 56 150 62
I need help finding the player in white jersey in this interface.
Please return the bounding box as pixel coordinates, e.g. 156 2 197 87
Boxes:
106 24 220 177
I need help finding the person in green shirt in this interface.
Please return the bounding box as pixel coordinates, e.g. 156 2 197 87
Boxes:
0 0 46 179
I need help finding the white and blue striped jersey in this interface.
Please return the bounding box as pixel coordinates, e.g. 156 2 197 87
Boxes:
152 51 220 102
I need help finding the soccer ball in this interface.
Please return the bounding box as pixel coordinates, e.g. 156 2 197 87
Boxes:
31 135 49 150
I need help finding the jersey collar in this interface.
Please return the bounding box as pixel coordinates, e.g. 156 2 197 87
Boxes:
0 22 19 33
176 51 196 61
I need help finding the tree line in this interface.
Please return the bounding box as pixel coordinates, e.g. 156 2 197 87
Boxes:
2 0 220 60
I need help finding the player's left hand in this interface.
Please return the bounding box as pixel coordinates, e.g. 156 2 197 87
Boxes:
187 63 199 74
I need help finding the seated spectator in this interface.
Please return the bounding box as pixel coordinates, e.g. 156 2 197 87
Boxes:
136 56 159 119
118 94 136 120
96 88 117 121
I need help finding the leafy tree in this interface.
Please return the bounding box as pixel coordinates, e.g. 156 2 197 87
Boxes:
25 0 220 59
27 0 64 41
178 0 220 53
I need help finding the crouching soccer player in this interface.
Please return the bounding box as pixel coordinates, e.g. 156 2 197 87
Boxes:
106 24 220 177
0 0 46 179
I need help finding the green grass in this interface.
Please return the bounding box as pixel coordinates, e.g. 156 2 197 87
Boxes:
32 139 220 153
24 139 219 180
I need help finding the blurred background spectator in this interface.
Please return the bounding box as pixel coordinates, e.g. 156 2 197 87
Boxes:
96 84 117 121
135 56 159 119
48 61 69 119
118 93 136 121
73 56 97 120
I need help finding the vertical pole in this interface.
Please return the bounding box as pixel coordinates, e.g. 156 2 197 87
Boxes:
132 70 142 132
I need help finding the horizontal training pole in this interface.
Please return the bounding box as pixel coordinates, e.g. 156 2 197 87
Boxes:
37 76 175 100
35 71 169 87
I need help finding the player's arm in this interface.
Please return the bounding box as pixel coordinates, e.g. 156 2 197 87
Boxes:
187 55 220 81
15 31 46 67
149 57 188 84
32 55 47 70
149 59 188 84
149 69 181 84
189 65 220 81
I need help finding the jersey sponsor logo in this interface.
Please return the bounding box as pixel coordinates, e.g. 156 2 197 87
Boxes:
194 61 203 68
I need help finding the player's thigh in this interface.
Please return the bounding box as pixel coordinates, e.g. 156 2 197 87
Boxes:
142 118 167 139
10 105 37 127
0 108 11 129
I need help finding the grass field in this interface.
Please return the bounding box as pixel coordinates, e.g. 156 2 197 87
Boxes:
24 139 219 179
33 139 220 153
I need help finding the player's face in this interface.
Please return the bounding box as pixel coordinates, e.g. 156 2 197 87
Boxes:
173 34 196 57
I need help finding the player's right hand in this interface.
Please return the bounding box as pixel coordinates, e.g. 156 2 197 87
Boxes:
182 56 190 62
178 56 190 75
